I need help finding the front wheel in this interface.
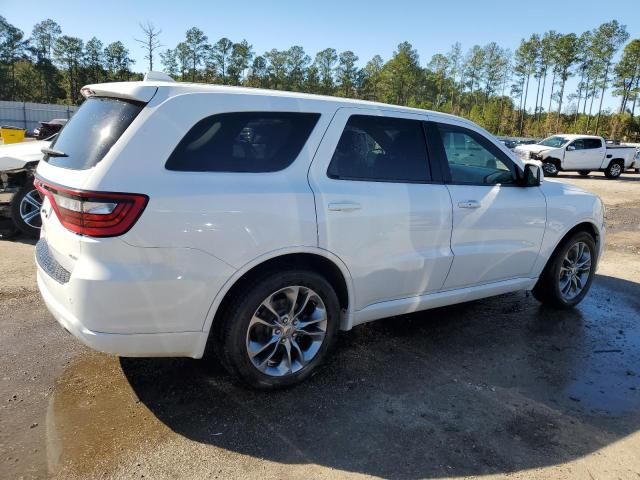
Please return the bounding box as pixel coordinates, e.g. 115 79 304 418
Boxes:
10 183 42 238
542 161 559 177
604 161 623 179
532 232 597 308
215 270 340 389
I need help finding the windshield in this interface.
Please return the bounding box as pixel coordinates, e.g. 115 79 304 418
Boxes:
45 97 143 170
538 136 569 148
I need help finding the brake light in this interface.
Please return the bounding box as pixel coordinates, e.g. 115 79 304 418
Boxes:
34 178 148 238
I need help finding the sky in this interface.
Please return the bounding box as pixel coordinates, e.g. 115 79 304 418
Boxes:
2 0 638 111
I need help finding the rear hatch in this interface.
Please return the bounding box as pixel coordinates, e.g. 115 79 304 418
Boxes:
36 93 149 274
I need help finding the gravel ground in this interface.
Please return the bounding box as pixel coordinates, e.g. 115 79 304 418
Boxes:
1 171 639 480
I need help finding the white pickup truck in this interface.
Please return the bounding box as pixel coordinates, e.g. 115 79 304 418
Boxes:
514 134 637 179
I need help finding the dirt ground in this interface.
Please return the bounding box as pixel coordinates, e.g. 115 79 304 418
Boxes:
1 171 639 480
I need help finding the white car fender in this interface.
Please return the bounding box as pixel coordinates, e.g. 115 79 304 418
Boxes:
198 245 356 347
530 180 605 278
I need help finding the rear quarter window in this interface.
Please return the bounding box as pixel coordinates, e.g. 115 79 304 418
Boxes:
165 112 320 172
45 97 143 170
584 138 602 149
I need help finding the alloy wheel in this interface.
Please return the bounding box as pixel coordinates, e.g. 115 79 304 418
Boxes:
543 162 558 175
19 189 43 229
609 163 622 177
246 286 327 377
558 241 592 301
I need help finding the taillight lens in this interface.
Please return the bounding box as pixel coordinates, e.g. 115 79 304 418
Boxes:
34 178 148 238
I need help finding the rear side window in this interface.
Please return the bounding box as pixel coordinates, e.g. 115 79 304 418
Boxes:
327 115 430 182
166 112 320 172
45 97 143 170
584 138 602 149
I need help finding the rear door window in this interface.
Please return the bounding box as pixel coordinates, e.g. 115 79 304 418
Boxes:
584 138 602 149
327 115 431 182
45 97 143 170
166 112 320 172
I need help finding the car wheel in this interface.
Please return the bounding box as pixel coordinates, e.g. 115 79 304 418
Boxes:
542 161 559 176
532 231 597 308
10 183 43 238
215 269 340 389
604 161 623 179
578 170 591 176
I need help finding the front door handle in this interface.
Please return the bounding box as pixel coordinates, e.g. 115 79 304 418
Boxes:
328 202 361 212
458 200 481 209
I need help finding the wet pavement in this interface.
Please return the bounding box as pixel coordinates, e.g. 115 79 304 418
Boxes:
1 172 640 479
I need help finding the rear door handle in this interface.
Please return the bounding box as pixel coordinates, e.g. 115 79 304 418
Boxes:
458 200 481 209
328 202 361 212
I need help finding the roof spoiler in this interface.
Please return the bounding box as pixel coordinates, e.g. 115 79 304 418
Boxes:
80 72 174 103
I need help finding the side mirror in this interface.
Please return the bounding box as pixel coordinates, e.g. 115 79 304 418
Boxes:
521 162 542 186
566 145 576 151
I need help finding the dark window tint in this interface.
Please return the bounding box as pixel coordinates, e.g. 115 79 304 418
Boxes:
46 97 143 170
437 124 515 185
327 115 430 182
584 138 602 149
166 112 320 172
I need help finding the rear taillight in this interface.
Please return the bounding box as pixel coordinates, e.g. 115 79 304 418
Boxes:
34 178 148 238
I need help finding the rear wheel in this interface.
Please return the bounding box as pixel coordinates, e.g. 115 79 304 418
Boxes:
604 161 623 179
578 170 591 176
542 161 559 177
10 182 42 238
215 269 340 389
532 231 596 308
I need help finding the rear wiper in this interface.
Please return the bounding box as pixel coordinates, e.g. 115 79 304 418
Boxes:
41 147 68 158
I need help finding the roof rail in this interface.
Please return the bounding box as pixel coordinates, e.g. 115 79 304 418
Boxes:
143 71 175 82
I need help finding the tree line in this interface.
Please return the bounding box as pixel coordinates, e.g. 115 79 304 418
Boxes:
1 16 638 140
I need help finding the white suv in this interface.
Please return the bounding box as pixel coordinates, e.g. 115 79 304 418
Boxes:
35 75 605 388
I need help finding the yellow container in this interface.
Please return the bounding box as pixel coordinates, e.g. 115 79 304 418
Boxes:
0 127 26 144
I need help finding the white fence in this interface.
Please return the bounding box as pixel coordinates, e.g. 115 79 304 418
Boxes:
0 101 79 131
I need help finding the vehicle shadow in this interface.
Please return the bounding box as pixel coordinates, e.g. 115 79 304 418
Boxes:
120 274 640 478
557 172 640 182
0 219 38 244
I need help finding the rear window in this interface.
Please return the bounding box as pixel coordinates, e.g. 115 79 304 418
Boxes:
45 97 143 170
165 112 320 172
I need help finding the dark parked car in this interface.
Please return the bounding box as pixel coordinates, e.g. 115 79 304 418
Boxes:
500 139 518 150
33 118 67 140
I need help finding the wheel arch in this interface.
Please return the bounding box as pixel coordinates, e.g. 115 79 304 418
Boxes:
544 157 562 168
200 247 355 352
608 157 625 168
538 220 602 278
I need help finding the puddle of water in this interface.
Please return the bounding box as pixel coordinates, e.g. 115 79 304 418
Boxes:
560 281 640 416
45 353 169 477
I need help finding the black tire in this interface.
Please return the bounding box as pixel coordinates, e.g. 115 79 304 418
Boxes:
0 220 19 240
604 160 623 179
10 182 42 238
215 269 340 389
532 231 597 308
578 170 591 176
542 161 559 177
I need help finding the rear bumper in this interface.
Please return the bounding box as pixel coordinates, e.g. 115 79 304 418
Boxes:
37 267 207 358
34 234 234 358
